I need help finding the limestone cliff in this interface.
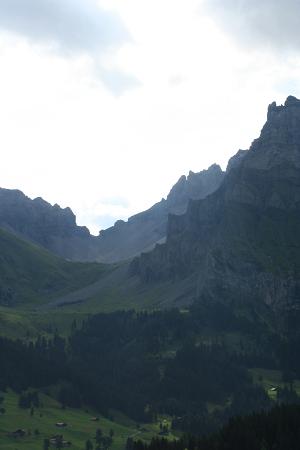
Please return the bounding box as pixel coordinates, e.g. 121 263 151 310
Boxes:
131 96 300 310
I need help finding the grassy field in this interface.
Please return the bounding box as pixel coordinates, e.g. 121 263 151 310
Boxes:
0 391 177 450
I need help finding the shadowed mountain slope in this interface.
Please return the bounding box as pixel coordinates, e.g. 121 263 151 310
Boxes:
131 96 300 310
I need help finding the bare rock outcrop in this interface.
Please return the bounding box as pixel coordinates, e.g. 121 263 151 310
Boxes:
131 97 300 310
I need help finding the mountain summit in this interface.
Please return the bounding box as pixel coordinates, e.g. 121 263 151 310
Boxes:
132 96 300 310
246 95 300 171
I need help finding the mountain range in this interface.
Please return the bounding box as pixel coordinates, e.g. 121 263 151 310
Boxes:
0 164 224 263
1 96 300 312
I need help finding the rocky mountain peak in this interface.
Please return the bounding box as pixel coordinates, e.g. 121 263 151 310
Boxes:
131 96 300 309
267 95 300 120
95 164 225 262
166 164 224 213
243 96 300 171
285 95 300 107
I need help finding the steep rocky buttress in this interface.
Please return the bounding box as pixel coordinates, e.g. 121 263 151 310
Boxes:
131 96 300 310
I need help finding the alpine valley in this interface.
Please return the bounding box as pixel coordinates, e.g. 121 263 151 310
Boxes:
1 97 300 450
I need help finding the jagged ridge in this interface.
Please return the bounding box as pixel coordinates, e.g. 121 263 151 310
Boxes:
0 164 224 263
96 164 224 262
131 96 300 310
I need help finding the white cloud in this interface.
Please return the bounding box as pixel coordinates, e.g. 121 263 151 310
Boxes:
1 0 300 233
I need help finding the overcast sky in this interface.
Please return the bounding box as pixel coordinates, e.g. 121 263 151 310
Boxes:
1 0 300 234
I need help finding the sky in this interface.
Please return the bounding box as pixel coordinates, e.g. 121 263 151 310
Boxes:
1 0 300 234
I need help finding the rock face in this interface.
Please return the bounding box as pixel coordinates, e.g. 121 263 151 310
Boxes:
96 164 225 262
0 189 98 261
131 96 300 310
226 149 248 172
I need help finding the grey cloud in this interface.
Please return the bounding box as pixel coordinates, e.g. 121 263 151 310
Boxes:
0 0 128 53
202 0 300 52
0 0 139 94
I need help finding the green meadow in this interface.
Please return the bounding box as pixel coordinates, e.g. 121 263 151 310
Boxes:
0 391 177 450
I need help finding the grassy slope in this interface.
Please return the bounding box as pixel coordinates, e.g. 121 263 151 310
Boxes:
0 224 198 339
0 372 295 450
0 227 110 307
0 391 177 450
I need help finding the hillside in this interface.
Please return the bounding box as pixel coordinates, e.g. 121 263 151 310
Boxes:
0 227 108 307
132 96 300 311
0 390 175 450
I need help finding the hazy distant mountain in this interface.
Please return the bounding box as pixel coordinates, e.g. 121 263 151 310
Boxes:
132 96 300 310
0 164 224 263
96 164 225 262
